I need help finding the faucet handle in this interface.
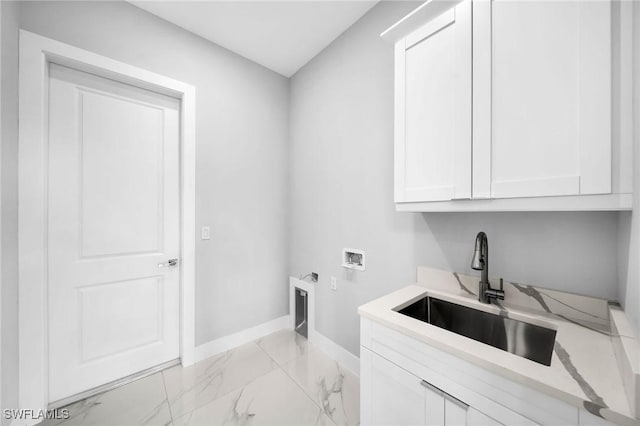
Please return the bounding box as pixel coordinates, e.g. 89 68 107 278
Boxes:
486 288 505 301
486 278 505 301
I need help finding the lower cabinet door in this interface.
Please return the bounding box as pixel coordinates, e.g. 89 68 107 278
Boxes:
423 381 445 426
365 349 428 425
445 396 469 425
467 407 503 426
362 345 533 426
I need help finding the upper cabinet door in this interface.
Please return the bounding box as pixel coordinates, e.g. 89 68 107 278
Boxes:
394 0 472 202
473 0 612 199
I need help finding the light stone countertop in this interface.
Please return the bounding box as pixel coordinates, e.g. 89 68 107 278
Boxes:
358 267 638 426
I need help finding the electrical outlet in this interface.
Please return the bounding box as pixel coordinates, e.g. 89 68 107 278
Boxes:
330 276 337 291
201 226 211 240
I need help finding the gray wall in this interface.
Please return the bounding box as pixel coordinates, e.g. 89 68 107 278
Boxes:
1 0 20 421
6 0 290 353
1 0 636 414
620 2 640 334
618 211 631 313
289 1 626 356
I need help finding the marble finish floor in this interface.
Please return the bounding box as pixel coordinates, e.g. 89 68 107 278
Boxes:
40 330 359 426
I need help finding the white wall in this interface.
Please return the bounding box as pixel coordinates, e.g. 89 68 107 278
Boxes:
1 1 20 422
6 0 290 354
289 1 625 356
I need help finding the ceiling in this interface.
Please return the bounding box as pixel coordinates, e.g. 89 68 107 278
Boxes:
130 1 378 77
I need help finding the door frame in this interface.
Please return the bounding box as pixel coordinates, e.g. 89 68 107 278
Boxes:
18 30 196 416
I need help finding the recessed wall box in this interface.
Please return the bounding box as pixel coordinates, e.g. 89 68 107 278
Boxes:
342 248 365 271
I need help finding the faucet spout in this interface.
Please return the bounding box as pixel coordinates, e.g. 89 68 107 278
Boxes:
471 231 488 273
470 232 503 304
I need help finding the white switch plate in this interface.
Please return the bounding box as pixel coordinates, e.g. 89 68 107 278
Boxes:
201 226 211 240
330 277 337 291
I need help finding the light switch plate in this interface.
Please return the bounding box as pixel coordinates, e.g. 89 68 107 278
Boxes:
201 226 211 240
330 277 337 291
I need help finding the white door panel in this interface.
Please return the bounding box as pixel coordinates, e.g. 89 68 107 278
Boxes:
80 90 165 257
48 63 180 402
79 277 163 362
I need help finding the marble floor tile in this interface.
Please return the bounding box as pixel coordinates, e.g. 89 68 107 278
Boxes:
39 373 171 426
256 330 308 365
173 368 333 426
282 345 359 426
37 331 360 426
163 342 278 419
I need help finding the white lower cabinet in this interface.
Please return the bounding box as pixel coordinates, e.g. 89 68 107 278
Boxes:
466 407 502 426
361 317 621 425
360 318 587 426
364 346 426 426
362 347 505 426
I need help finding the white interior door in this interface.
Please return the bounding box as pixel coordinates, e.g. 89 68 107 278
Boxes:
47 63 181 403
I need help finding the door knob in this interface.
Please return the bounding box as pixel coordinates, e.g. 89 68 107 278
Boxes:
158 258 179 268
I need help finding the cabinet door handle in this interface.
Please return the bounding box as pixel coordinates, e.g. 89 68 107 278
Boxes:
420 380 469 410
444 393 469 410
420 380 444 394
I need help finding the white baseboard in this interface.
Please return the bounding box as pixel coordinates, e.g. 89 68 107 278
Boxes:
311 330 360 377
194 277 359 377
192 315 289 364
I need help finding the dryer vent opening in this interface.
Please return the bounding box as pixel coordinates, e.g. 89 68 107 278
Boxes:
294 288 308 338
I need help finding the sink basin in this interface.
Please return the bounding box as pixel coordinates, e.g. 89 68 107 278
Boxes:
396 296 557 366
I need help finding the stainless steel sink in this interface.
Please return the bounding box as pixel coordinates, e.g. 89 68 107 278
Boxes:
396 296 557 366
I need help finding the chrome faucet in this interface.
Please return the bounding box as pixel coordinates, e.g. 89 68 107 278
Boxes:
471 232 505 304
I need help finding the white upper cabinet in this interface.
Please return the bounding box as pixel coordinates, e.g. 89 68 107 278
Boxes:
394 0 472 202
383 0 633 211
474 0 611 199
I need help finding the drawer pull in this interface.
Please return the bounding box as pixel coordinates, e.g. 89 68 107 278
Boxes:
420 380 444 394
445 393 469 410
420 380 469 410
